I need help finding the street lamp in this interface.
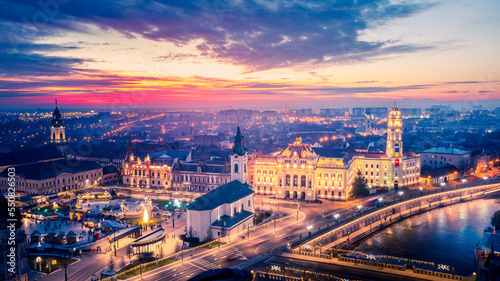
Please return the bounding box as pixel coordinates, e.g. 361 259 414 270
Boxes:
334 213 339 224
36 257 42 272
483 176 489 181
440 182 445 191
419 186 423 196
357 205 362 213
398 191 404 201
378 197 383 206
307 225 312 239
461 178 467 185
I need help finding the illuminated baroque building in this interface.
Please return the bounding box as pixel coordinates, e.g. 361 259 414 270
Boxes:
122 138 235 192
251 107 421 201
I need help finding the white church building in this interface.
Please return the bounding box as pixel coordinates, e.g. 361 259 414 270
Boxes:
186 127 255 242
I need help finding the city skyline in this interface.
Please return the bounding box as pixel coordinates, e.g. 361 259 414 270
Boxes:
1 0 499 109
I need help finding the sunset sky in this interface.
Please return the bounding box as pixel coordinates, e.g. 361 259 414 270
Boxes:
1 0 499 110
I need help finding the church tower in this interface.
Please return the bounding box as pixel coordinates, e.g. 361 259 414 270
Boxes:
386 107 403 158
230 126 248 183
50 100 66 143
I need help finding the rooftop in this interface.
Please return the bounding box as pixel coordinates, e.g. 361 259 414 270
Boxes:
0 145 63 168
0 159 102 180
186 180 254 211
212 210 254 228
423 147 470 155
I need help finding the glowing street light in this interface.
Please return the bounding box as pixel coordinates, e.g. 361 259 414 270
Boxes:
398 191 404 201
36 257 42 272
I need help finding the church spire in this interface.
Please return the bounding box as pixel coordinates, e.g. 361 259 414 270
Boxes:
232 126 246 156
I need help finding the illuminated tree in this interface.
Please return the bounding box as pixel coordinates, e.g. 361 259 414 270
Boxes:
351 169 369 198
491 210 500 230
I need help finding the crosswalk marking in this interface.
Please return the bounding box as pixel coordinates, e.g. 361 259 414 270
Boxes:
232 253 270 269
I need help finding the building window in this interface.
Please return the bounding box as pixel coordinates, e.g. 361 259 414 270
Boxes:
301 175 306 187
234 164 239 173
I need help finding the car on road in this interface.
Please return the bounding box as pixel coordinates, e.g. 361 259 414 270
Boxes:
279 233 293 240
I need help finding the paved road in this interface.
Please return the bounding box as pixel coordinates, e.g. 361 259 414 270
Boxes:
60 168 499 281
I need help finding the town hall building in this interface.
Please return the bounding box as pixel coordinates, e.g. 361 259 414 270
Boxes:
251 107 421 201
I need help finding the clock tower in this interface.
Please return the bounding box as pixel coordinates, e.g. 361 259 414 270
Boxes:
230 126 248 183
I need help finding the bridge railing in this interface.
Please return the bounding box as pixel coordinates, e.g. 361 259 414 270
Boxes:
290 182 500 251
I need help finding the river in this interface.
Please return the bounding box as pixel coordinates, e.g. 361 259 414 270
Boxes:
354 197 500 276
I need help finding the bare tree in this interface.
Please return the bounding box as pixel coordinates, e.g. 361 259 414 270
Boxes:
126 245 133 261
119 257 126 269
108 255 115 271
175 241 182 252
206 228 213 242
457 157 473 178
188 226 193 238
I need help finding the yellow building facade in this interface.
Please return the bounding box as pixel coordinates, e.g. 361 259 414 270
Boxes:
252 107 421 201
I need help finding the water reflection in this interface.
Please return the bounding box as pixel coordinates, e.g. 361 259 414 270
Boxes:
355 198 500 276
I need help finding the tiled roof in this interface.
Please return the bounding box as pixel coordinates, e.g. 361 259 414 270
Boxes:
151 150 190 161
312 147 347 158
103 165 118 175
0 160 102 180
212 210 254 228
186 180 254 211
67 142 128 160
172 162 229 173
423 147 469 155
0 146 63 167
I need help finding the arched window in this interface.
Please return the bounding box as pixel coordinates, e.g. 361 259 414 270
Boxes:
234 207 237 214
301 175 306 187
60 133 63 139
241 203 244 211
395 143 400 153
244 163 247 172
285 175 291 186
293 175 298 187
234 163 239 173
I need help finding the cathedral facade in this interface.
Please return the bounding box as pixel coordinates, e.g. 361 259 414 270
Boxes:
251 107 421 201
